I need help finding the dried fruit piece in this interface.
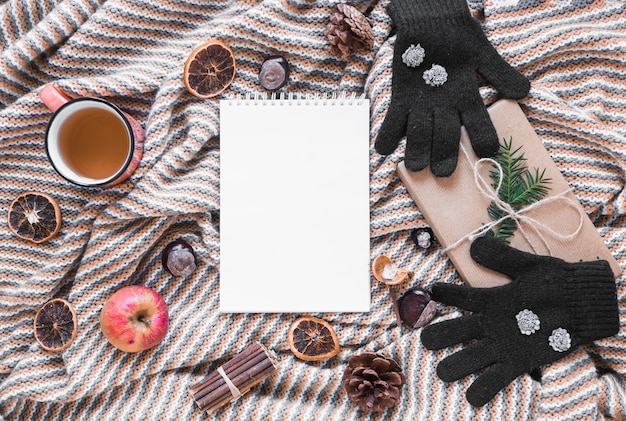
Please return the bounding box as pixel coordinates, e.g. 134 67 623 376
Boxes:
287 316 340 361
398 287 437 328
183 40 236 98
8 191 61 243
34 298 78 352
258 56 290 91
162 239 197 277
342 352 405 412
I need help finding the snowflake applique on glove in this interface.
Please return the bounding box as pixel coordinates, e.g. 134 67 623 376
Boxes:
421 236 619 407
376 0 530 177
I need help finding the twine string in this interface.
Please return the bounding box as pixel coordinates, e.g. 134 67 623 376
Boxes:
444 144 585 254
217 366 243 400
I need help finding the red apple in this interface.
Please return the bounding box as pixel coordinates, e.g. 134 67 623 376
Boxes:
100 285 169 353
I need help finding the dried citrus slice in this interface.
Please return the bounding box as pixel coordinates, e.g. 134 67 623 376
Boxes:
8 191 61 243
288 316 340 361
183 39 236 98
34 298 78 352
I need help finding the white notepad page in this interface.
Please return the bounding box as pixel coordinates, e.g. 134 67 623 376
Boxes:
220 94 370 313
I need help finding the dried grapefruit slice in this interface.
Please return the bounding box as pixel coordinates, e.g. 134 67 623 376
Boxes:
8 191 61 243
183 39 236 98
288 316 340 361
34 298 78 352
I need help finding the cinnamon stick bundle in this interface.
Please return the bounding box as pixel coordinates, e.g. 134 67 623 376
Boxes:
190 342 279 412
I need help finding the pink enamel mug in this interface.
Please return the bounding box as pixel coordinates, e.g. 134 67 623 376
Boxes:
40 84 144 187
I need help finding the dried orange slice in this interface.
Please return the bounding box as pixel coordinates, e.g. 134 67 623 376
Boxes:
183 39 236 98
288 316 340 361
34 298 78 352
8 191 61 243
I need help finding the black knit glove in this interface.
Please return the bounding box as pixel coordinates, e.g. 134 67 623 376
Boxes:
375 0 530 177
421 236 619 407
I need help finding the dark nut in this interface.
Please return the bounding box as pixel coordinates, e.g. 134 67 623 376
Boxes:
411 227 435 250
398 287 437 328
258 55 290 90
162 239 197 277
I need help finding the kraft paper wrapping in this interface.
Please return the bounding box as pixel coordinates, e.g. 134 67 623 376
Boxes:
397 99 621 288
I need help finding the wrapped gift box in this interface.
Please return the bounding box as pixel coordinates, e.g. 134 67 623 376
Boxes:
397 99 621 287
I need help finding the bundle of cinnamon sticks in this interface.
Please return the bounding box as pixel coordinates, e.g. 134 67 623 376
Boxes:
190 342 279 412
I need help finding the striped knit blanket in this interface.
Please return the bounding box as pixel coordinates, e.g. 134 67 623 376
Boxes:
1 0 625 420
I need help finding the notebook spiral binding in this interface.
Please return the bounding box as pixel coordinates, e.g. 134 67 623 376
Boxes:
224 91 367 106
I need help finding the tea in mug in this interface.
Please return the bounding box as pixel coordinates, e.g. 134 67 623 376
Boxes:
57 107 130 180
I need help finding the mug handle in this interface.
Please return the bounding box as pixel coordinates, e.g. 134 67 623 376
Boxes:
39 84 72 112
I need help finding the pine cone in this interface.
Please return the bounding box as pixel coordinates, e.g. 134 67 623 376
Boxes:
324 4 373 60
342 352 406 412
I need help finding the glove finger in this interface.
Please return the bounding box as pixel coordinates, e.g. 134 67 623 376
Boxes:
430 108 461 177
470 236 548 279
469 26 530 99
431 283 491 312
404 108 432 172
462 104 499 159
466 361 520 407
436 340 497 382
375 103 408 156
421 313 482 350
477 55 530 100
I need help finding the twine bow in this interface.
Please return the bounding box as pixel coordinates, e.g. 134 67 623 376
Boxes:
444 146 585 255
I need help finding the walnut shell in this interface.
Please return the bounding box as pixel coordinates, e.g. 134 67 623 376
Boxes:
372 255 413 286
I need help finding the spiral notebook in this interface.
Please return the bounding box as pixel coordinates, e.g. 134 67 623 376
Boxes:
219 93 371 313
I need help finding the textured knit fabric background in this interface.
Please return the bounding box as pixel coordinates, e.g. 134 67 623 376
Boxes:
0 0 625 420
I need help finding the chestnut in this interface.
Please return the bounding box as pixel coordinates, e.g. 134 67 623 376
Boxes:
411 227 435 250
162 239 197 277
398 287 437 328
258 55 290 91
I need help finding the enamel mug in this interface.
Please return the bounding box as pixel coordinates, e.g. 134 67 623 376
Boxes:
39 84 144 187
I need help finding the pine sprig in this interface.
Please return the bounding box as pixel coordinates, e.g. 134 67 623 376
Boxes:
486 138 552 242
